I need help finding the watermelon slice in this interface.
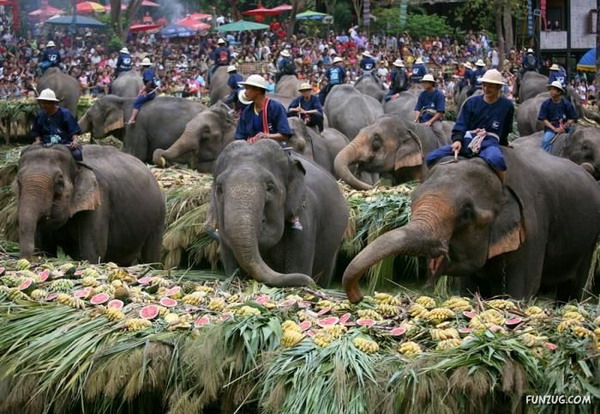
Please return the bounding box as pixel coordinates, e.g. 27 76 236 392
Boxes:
339 313 352 325
73 287 92 299
505 317 523 328
45 292 58 301
138 276 152 285
390 327 407 336
159 297 177 308
278 299 296 308
90 293 110 305
458 327 473 336
317 316 339 327
0 267 5 276
317 307 331 315
194 315 211 327
356 318 375 327
18 278 35 292
37 269 50 282
140 304 160 319
107 299 124 310
165 286 181 297
544 342 558 351
255 295 270 305
74 270 84 277
299 320 312 331
463 311 477 319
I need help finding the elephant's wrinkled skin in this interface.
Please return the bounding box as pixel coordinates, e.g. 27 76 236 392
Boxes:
518 71 548 103
209 66 231 105
212 140 349 287
111 70 143 98
343 145 600 303
354 75 385 102
324 85 383 141
37 68 81 116
17 145 165 265
287 117 340 174
383 90 418 120
275 75 301 98
334 115 451 190
79 95 206 162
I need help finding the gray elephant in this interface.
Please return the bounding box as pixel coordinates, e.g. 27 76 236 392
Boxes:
518 71 548 103
211 139 349 287
209 66 231 105
37 68 81 116
334 115 451 190
111 70 143 98
354 75 385 102
79 95 206 162
17 145 165 265
453 88 483 114
517 90 585 136
383 90 418 120
325 85 383 141
342 144 600 303
287 117 338 174
275 75 301 98
320 127 350 158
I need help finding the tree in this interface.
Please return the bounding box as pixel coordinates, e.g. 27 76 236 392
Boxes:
351 0 363 25
287 0 307 40
110 0 143 43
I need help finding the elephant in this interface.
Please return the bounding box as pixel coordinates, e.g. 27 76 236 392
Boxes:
79 95 206 162
320 127 350 158
514 126 600 179
324 85 384 141
383 90 418 120
37 68 81 116
354 75 385 102
17 145 165 265
111 70 143 98
517 90 586 136
334 115 451 190
453 88 483 114
275 75 301 98
518 71 548 103
287 117 338 174
209 66 231 105
342 144 600 303
211 139 349 287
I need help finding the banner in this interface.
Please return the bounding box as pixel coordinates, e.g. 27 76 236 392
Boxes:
399 0 408 29
364 0 370 26
527 0 533 37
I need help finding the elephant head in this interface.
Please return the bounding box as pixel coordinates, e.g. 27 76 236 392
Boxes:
79 95 127 140
562 126 600 179
343 156 526 303
152 105 236 171
334 116 429 190
211 140 313 287
17 145 101 258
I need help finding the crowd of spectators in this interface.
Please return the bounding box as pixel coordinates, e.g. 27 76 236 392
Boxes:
0 7 596 104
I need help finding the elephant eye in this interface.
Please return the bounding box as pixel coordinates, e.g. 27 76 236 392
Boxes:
372 135 383 150
266 182 275 192
54 177 65 194
215 183 223 195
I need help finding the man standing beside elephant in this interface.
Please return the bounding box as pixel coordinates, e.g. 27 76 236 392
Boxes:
414 74 446 146
31 88 82 161
426 69 514 182
538 80 578 152
287 82 324 132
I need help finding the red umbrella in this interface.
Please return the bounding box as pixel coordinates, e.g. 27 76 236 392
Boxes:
76 2 106 14
187 13 212 21
141 0 161 7
0 0 13 6
242 5 282 17
270 3 293 11
176 17 211 31
28 6 64 17
129 23 162 32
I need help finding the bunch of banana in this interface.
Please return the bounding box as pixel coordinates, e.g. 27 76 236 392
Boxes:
594 328 600 350
442 297 472 312
303 293 315 301
324 324 347 339
316 299 334 310
111 280 123 288
124 318 152 332
15 259 31 270
357 309 383 321
81 268 99 279
150 276 170 288
430 327 460 341
0 276 20 287
208 297 226 311
398 341 422 357
94 284 115 295
226 294 240 303
331 301 353 313
486 299 516 310
285 294 304 303
594 316 600 326
29 289 47 301
571 326 593 338
58 263 76 276
108 269 136 284
196 286 215 294
520 332 548 347
182 292 207 306
164 313 180 325
81 276 99 287
556 318 582 333
409 303 430 319
105 308 125 321
478 309 505 325
235 306 262 316
427 308 455 324
524 306 546 320
415 296 436 309
7 287 27 301
313 331 333 347
56 293 85 309
282 320 302 332
562 311 584 321
353 337 379 353
436 338 462 351
281 329 304 347
50 279 75 292
376 303 401 317
374 292 401 306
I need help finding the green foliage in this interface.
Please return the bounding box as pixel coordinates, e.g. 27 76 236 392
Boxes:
108 35 124 53
333 2 354 33
372 8 454 38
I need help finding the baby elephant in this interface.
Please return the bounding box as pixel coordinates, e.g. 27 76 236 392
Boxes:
211 140 349 287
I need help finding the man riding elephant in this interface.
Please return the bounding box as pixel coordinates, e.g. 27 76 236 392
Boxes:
385 59 409 102
275 50 296 84
410 57 427 84
414 74 446 146
209 38 231 82
223 65 244 109
359 51 377 82
467 59 487 97
321 56 345 104
538 80 578 152
459 61 473 93
287 82 324 132
548 63 567 88
114 47 133 78
127 58 158 125
40 41 61 74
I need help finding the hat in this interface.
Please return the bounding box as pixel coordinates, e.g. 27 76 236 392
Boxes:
141 57 152 66
333 56 344 64
420 74 436 83
120 47 129 54
217 38 226 44
227 65 237 73
36 88 59 102
547 80 565 93
362 51 373 58
46 41 55 48
415 57 423 64
239 74 268 90
475 59 485 67
392 59 405 67
464 62 473 69
238 90 252 105
298 82 312 91
280 50 291 57
549 63 560 71
527 48 534 53
479 69 506 85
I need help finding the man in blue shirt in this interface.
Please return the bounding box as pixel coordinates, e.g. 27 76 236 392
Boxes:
275 49 296 83
288 82 324 132
459 61 473 93
385 59 409 102
209 38 231 82
468 59 487 96
414 74 446 146
223 65 244 109
321 56 346 103
426 69 514 182
410 57 427 84
538 80 578 152
31 88 82 161
115 47 133 78
548 63 566 88
359 51 377 81
40 41 61 73
521 48 537 73
127 58 158 124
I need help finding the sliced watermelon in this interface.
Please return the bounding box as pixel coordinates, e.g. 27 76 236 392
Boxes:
356 318 375 327
339 313 352 325
194 315 211 327
505 317 523 328
544 342 558 351
317 307 332 315
458 327 473 336
18 278 35 292
278 299 296 308
165 286 181 297
390 327 407 336
159 297 177 308
107 299 124 310
73 287 92 299
138 276 152 285
45 292 58 301
74 270 84 276
255 295 270 305
37 269 50 283
463 311 477 319
90 293 110 305
140 304 160 319
299 320 312 331
0 267 5 276
317 316 339 327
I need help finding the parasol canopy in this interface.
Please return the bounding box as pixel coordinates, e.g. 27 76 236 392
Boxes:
270 3 293 11
176 17 211 31
141 0 161 6
28 5 64 17
296 10 331 20
45 14 105 27
76 2 106 14
217 20 269 32
242 5 282 17
160 23 196 38
129 23 162 32
577 48 595 72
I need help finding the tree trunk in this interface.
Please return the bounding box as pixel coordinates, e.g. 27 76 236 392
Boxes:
352 0 363 25
287 0 306 41
110 0 143 43
495 0 506 71
226 0 241 21
503 7 514 52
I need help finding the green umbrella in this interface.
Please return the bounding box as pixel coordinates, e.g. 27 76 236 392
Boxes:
217 20 269 32
296 10 330 20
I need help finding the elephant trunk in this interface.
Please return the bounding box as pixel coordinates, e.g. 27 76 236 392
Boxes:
18 175 52 258
343 194 454 303
78 112 90 134
222 183 314 287
152 129 200 167
334 134 373 190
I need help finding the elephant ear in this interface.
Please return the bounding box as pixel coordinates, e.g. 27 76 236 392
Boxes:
104 104 125 133
285 158 306 219
70 164 101 217
394 129 424 170
488 185 526 259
